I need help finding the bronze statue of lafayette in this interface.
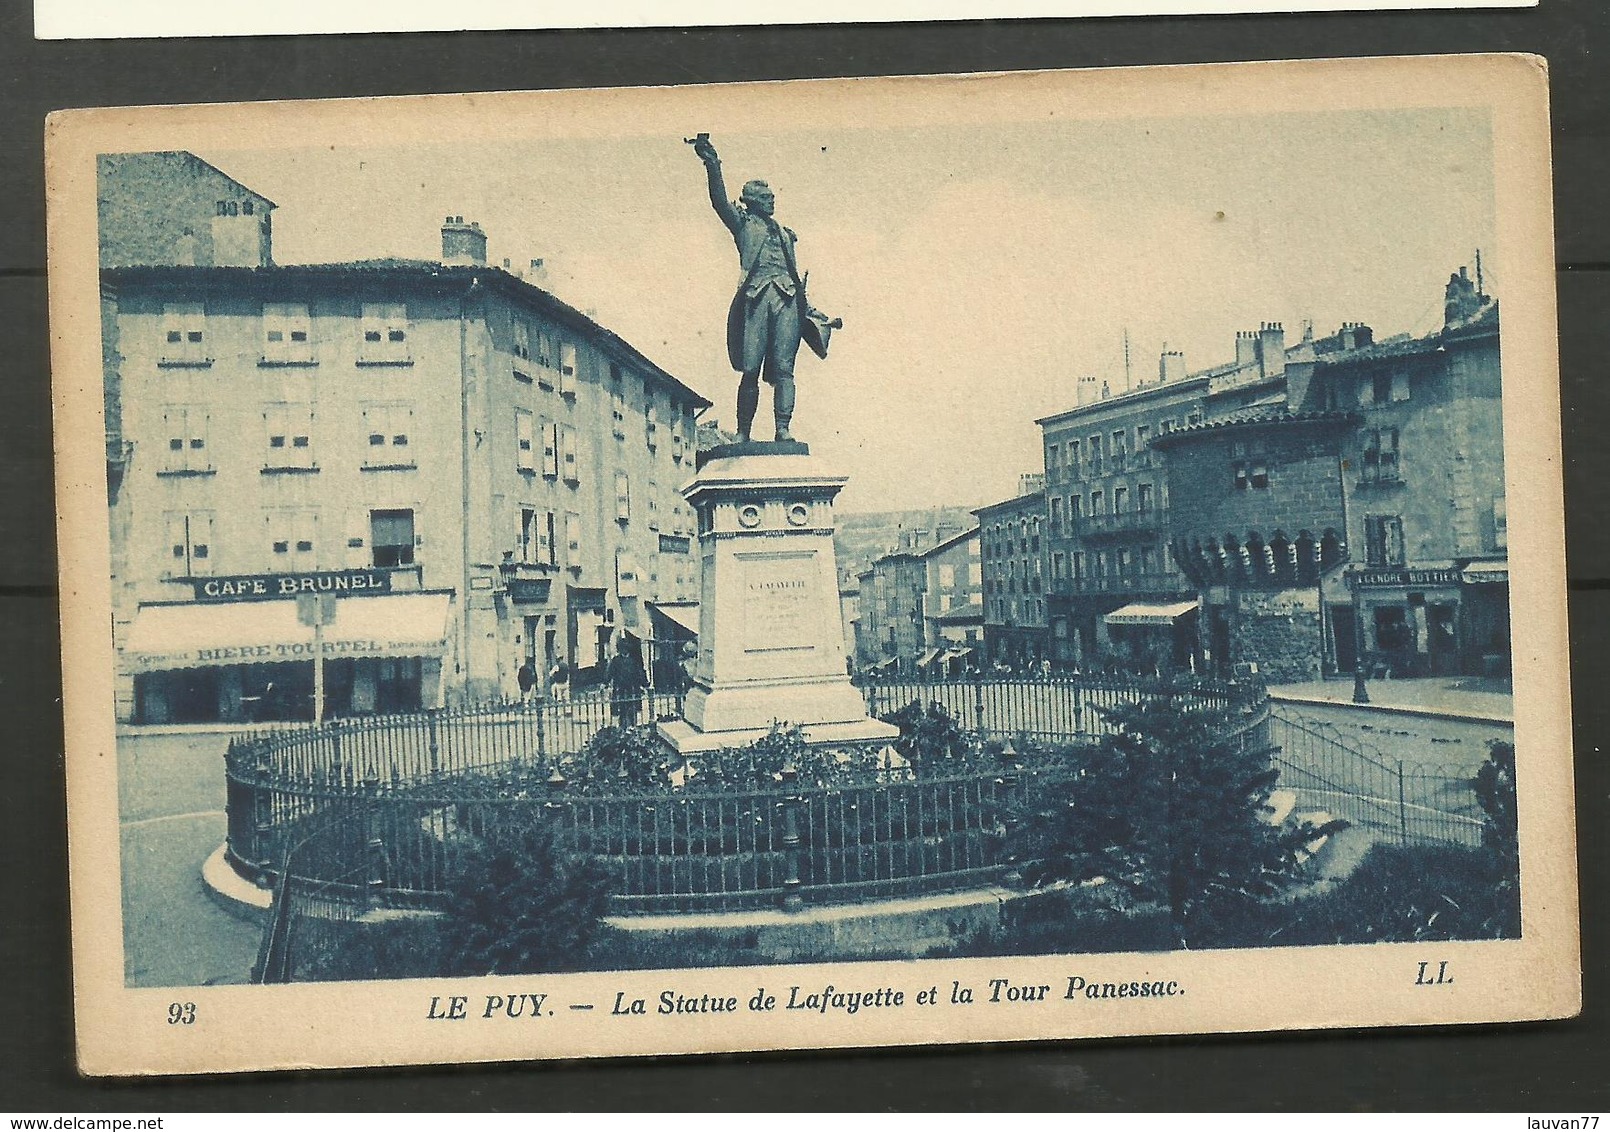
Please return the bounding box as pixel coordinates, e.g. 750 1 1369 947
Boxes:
690 134 840 444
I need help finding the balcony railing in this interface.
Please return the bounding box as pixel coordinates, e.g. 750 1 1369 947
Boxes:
1077 507 1167 537
1052 571 1191 597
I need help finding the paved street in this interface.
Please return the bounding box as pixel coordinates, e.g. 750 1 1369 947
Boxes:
1270 700 1512 777
119 729 260 989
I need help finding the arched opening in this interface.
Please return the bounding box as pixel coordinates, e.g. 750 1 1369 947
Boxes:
1320 528 1343 571
1269 531 1293 583
1245 531 1267 582
1295 530 1317 584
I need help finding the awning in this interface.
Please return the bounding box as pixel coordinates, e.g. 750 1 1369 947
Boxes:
1104 599 1200 627
1461 560 1509 585
122 593 453 674
647 601 701 636
940 647 973 663
916 647 943 668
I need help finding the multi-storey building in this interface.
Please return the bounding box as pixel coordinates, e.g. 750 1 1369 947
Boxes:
974 490 1049 667
1036 363 1205 667
1158 268 1507 681
104 185 709 722
854 527 981 674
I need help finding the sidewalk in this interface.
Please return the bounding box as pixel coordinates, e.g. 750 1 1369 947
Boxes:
1267 675 1513 724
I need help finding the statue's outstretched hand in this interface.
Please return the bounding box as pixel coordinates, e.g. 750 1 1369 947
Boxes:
689 134 719 164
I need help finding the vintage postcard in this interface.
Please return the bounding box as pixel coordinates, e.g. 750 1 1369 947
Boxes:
48 55 1578 1077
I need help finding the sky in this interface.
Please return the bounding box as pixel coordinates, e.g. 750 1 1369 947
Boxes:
200 104 1496 514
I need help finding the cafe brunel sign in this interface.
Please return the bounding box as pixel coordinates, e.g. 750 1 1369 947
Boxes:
192 569 393 602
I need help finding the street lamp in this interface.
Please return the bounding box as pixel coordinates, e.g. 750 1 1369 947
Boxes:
1348 566 1370 705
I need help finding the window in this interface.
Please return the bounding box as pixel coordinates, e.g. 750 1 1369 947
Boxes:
263 403 315 468
1111 430 1128 470
1067 440 1080 478
164 512 214 577
558 341 578 396
647 481 660 529
160 302 207 365
534 421 557 478
1363 427 1400 483
519 506 540 563
1249 462 1269 490
1372 371 1393 404
534 331 557 389
516 410 536 472
359 303 410 364
1068 494 1081 522
1135 424 1150 451
1137 482 1154 512
1047 443 1059 470
615 472 631 522
1494 496 1508 551
939 564 955 588
611 389 627 438
511 321 532 381
645 399 659 447
361 404 414 467
1088 434 1103 475
262 303 313 364
1052 552 1065 581
1090 490 1104 516
1117 548 1133 576
1139 546 1156 575
268 510 319 572
1364 514 1406 567
160 405 211 473
565 511 582 568
545 511 559 567
1072 552 1084 581
1391 371 1411 402
370 509 415 568
560 423 579 482
968 562 982 587
1049 495 1063 536
1113 486 1129 514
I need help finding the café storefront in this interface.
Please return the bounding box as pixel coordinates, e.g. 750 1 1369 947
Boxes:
121 569 455 724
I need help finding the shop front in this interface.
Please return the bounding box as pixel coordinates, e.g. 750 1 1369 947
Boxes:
1350 564 1460 678
1103 600 1199 675
122 580 455 723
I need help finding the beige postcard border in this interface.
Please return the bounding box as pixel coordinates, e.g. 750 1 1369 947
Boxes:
47 54 1579 1077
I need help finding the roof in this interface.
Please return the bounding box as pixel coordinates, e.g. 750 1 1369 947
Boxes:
1035 374 1210 428
101 261 711 410
934 600 984 624
973 491 1044 518
920 526 980 559
1149 408 1358 446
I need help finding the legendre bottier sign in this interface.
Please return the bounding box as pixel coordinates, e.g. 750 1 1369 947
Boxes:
192 569 393 602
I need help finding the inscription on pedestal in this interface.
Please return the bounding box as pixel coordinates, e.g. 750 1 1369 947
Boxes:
741 552 817 653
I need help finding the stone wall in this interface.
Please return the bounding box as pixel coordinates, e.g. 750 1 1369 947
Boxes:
1232 590 1323 682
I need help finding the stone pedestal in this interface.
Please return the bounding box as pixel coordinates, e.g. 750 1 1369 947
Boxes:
658 443 899 757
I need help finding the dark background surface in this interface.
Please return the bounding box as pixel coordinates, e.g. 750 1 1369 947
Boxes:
2 0 1605 1110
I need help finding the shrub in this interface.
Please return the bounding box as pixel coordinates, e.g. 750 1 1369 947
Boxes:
1011 695 1343 947
437 817 616 976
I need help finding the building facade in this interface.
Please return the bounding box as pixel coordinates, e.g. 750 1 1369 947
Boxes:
1037 365 1206 668
105 216 709 723
974 490 1050 667
854 527 982 674
1158 269 1507 681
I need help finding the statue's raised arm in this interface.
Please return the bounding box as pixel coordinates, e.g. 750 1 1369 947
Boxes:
688 134 741 236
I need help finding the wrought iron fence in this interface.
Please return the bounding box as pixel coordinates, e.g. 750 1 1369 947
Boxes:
1267 708 1487 848
227 676 1271 916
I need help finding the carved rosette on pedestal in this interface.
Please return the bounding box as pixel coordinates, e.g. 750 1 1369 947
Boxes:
657 441 900 759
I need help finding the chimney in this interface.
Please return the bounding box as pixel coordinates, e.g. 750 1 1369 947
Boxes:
1076 374 1099 406
1159 349 1186 384
1100 380 1112 401
1257 321 1286 379
441 216 487 266
1235 330 1258 370
1444 266 1483 328
1338 321 1375 351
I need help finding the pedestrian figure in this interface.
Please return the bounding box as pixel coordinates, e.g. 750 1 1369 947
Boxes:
516 660 537 702
607 636 647 729
548 657 571 704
